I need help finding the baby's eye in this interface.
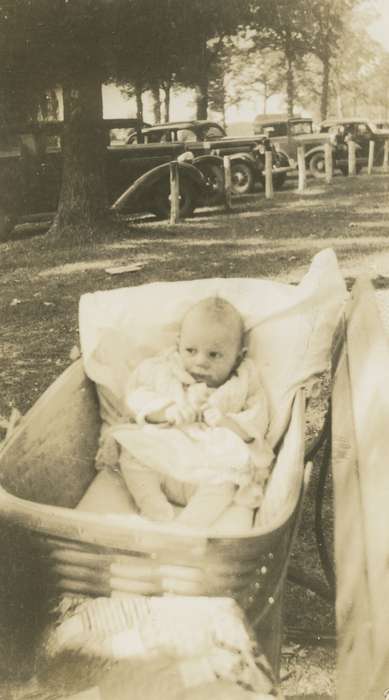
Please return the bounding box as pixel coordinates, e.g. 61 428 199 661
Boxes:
209 351 222 360
186 347 196 355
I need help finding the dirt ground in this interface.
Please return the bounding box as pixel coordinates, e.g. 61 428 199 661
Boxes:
1 170 389 699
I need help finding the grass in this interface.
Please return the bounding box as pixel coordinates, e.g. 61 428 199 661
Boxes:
1 170 389 696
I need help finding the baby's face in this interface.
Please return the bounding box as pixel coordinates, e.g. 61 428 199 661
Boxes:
179 314 242 388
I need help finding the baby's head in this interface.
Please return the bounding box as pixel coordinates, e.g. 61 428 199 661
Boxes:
178 297 245 388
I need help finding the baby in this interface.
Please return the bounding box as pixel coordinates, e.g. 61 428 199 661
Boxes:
108 297 274 527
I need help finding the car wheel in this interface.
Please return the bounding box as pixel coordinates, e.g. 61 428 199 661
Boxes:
195 163 224 205
151 178 195 219
230 162 254 195
0 208 15 242
308 152 326 178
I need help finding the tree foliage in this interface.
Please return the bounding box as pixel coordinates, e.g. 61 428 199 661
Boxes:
0 0 386 243
248 0 314 116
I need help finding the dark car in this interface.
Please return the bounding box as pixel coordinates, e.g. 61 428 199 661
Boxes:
0 119 216 239
254 114 337 177
254 114 316 162
318 118 389 173
129 120 294 195
301 118 389 177
255 114 389 177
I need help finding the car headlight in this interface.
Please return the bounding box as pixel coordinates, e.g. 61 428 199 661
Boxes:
273 142 281 152
177 151 194 163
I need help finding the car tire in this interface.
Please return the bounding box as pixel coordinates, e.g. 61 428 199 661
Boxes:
0 208 15 242
195 163 224 205
308 152 326 178
230 162 254 195
151 178 195 219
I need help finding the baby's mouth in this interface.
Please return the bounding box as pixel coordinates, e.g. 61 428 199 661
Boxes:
191 372 210 383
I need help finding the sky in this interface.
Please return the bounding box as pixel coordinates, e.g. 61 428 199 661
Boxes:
103 1 389 124
364 0 389 48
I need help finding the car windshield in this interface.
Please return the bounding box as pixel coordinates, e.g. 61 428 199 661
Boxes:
356 123 369 136
202 125 225 139
258 123 287 137
144 131 170 143
290 121 313 136
110 128 138 145
176 129 197 142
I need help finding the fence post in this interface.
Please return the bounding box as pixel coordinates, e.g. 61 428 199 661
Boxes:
367 140 375 175
265 150 274 199
383 140 389 173
348 140 357 176
297 144 306 193
324 142 333 184
169 162 180 224
223 155 232 210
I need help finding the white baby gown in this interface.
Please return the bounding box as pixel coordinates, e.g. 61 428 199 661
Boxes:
111 349 274 500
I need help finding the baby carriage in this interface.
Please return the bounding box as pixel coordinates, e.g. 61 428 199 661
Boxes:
0 249 346 692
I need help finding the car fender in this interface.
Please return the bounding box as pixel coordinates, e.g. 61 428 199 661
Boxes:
111 161 207 211
305 145 327 161
306 142 363 162
276 148 292 165
228 152 255 166
192 154 224 169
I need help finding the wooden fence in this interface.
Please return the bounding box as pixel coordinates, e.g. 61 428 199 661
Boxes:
168 135 389 221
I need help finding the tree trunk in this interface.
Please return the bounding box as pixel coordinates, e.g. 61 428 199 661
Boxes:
195 79 209 120
195 35 209 120
286 55 295 118
48 76 109 245
320 54 331 121
333 74 343 118
263 81 269 115
135 82 144 124
150 84 161 123
162 79 171 122
220 71 226 130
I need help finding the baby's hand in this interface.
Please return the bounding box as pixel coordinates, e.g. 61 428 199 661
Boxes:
188 382 209 409
202 406 223 427
95 435 119 469
165 402 197 426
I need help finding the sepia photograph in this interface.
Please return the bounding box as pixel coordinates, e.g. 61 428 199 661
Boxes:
0 1 388 698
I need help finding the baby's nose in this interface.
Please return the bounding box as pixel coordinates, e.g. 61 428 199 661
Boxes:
196 352 209 367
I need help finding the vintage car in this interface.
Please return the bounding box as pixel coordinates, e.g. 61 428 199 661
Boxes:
254 114 335 177
253 114 316 161
0 119 218 239
318 118 389 173
255 113 389 177
128 120 293 194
